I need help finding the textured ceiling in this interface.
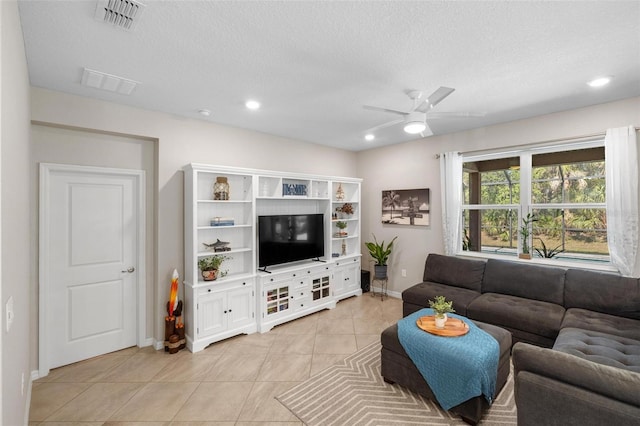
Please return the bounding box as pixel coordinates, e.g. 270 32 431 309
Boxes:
17 1 640 151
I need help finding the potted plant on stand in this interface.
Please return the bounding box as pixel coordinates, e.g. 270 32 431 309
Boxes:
365 234 397 279
198 254 230 281
429 295 455 329
519 213 537 259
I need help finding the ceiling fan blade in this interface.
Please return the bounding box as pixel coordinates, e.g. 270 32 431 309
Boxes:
363 105 409 116
415 87 455 112
421 122 434 137
365 118 404 133
426 111 486 119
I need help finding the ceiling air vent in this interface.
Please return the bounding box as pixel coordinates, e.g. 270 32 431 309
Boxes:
81 68 139 95
94 0 145 31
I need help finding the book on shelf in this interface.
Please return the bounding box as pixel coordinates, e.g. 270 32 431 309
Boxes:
211 217 235 226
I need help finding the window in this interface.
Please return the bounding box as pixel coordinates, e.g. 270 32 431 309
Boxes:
461 141 608 263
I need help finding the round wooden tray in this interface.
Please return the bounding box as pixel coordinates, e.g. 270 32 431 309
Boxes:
416 315 469 337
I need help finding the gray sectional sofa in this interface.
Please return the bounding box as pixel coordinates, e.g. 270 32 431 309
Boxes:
402 253 640 425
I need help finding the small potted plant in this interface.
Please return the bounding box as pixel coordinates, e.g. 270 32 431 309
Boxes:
335 221 348 237
519 213 537 259
428 295 455 329
364 234 398 279
198 254 230 281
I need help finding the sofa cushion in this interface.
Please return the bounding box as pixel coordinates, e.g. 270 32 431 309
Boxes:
513 342 640 414
467 293 565 342
562 308 640 341
564 269 640 320
423 253 486 292
402 282 481 317
482 258 566 305
553 327 640 373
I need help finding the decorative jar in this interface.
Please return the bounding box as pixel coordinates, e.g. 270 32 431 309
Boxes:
213 177 230 200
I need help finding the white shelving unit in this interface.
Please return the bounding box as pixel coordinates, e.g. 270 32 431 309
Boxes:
184 164 361 351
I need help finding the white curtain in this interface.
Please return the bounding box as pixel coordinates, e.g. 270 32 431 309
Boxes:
440 152 463 255
605 126 640 278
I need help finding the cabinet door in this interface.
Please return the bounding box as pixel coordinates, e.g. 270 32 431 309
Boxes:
332 268 346 295
228 286 254 329
198 291 226 338
311 275 331 301
344 265 360 292
265 284 291 318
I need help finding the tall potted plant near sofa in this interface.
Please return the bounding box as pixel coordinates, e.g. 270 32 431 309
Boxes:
365 234 397 279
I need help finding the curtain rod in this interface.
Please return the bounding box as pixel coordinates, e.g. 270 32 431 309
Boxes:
435 127 640 159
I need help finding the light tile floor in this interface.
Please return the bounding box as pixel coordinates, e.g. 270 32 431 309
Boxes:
30 293 402 426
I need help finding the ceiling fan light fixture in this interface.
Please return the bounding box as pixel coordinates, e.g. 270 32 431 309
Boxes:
404 121 426 134
403 111 427 134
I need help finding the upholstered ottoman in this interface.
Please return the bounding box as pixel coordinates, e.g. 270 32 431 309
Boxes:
381 320 512 425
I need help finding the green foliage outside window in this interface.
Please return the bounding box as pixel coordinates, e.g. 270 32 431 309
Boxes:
463 155 607 257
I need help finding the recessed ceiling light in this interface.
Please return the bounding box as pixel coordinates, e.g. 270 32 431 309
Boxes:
587 76 612 87
245 100 261 110
198 109 211 117
365 134 375 141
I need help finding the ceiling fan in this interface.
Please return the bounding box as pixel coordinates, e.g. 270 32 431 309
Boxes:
363 87 477 137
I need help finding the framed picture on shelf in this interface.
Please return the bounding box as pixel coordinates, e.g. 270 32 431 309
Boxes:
381 188 430 226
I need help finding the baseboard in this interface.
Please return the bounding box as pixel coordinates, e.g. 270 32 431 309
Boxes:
25 370 37 426
371 286 401 299
153 338 164 351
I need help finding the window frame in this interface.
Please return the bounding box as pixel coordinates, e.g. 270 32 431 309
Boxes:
459 138 613 271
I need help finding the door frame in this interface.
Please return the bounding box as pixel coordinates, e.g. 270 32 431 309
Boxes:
38 163 146 377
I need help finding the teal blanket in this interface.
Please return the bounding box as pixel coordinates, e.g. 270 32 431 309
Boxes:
397 308 499 411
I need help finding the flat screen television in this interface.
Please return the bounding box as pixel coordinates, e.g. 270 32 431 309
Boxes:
258 213 324 269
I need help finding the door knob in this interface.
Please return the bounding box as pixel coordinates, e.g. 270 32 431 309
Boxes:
121 267 135 273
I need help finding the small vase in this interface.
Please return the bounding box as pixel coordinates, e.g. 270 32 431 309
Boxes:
202 269 218 281
435 314 447 329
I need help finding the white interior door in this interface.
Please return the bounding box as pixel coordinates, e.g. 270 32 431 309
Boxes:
40 164 144 372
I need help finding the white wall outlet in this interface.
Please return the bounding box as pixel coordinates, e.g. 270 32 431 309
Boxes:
401 269 407 277
6 296 14 332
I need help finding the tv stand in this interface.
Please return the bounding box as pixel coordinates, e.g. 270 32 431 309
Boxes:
258 262 336 333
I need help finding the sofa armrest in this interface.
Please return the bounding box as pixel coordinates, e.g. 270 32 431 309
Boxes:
512 342 640 407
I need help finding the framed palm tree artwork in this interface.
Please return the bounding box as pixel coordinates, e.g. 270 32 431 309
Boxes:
382 188 430 226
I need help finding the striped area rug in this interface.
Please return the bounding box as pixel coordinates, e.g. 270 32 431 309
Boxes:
277 341 516 425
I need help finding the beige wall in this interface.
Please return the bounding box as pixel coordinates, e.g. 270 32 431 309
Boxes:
356 96 640 295
30 87 359 370
1 0 32 424
31 125 157 342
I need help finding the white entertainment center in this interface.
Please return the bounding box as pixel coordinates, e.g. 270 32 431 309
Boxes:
183 164 362 352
